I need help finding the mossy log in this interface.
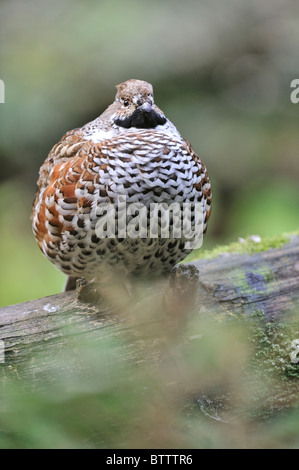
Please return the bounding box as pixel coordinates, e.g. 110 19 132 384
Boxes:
0 235 299 417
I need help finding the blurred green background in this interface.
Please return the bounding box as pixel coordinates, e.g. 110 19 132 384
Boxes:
0 0 299 307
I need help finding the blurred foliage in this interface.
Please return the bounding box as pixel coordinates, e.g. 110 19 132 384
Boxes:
0 298 299 449
0 0 299 303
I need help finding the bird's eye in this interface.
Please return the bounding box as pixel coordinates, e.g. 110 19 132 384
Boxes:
123 99 129 107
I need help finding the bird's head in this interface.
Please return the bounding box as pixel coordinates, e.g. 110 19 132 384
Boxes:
113 79 167 129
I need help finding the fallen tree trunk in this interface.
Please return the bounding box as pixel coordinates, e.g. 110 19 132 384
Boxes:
0 235 299 420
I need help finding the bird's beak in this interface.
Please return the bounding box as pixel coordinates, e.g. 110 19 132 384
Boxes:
139 102 152 113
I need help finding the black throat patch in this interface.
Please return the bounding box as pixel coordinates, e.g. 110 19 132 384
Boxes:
114 108 167 129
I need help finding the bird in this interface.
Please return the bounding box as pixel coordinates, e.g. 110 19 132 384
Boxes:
32 79 212 291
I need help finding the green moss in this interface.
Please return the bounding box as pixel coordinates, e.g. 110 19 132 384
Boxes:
186 232 298 262
240 312 299 415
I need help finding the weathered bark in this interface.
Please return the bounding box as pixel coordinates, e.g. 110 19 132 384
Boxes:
0 235 298 414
